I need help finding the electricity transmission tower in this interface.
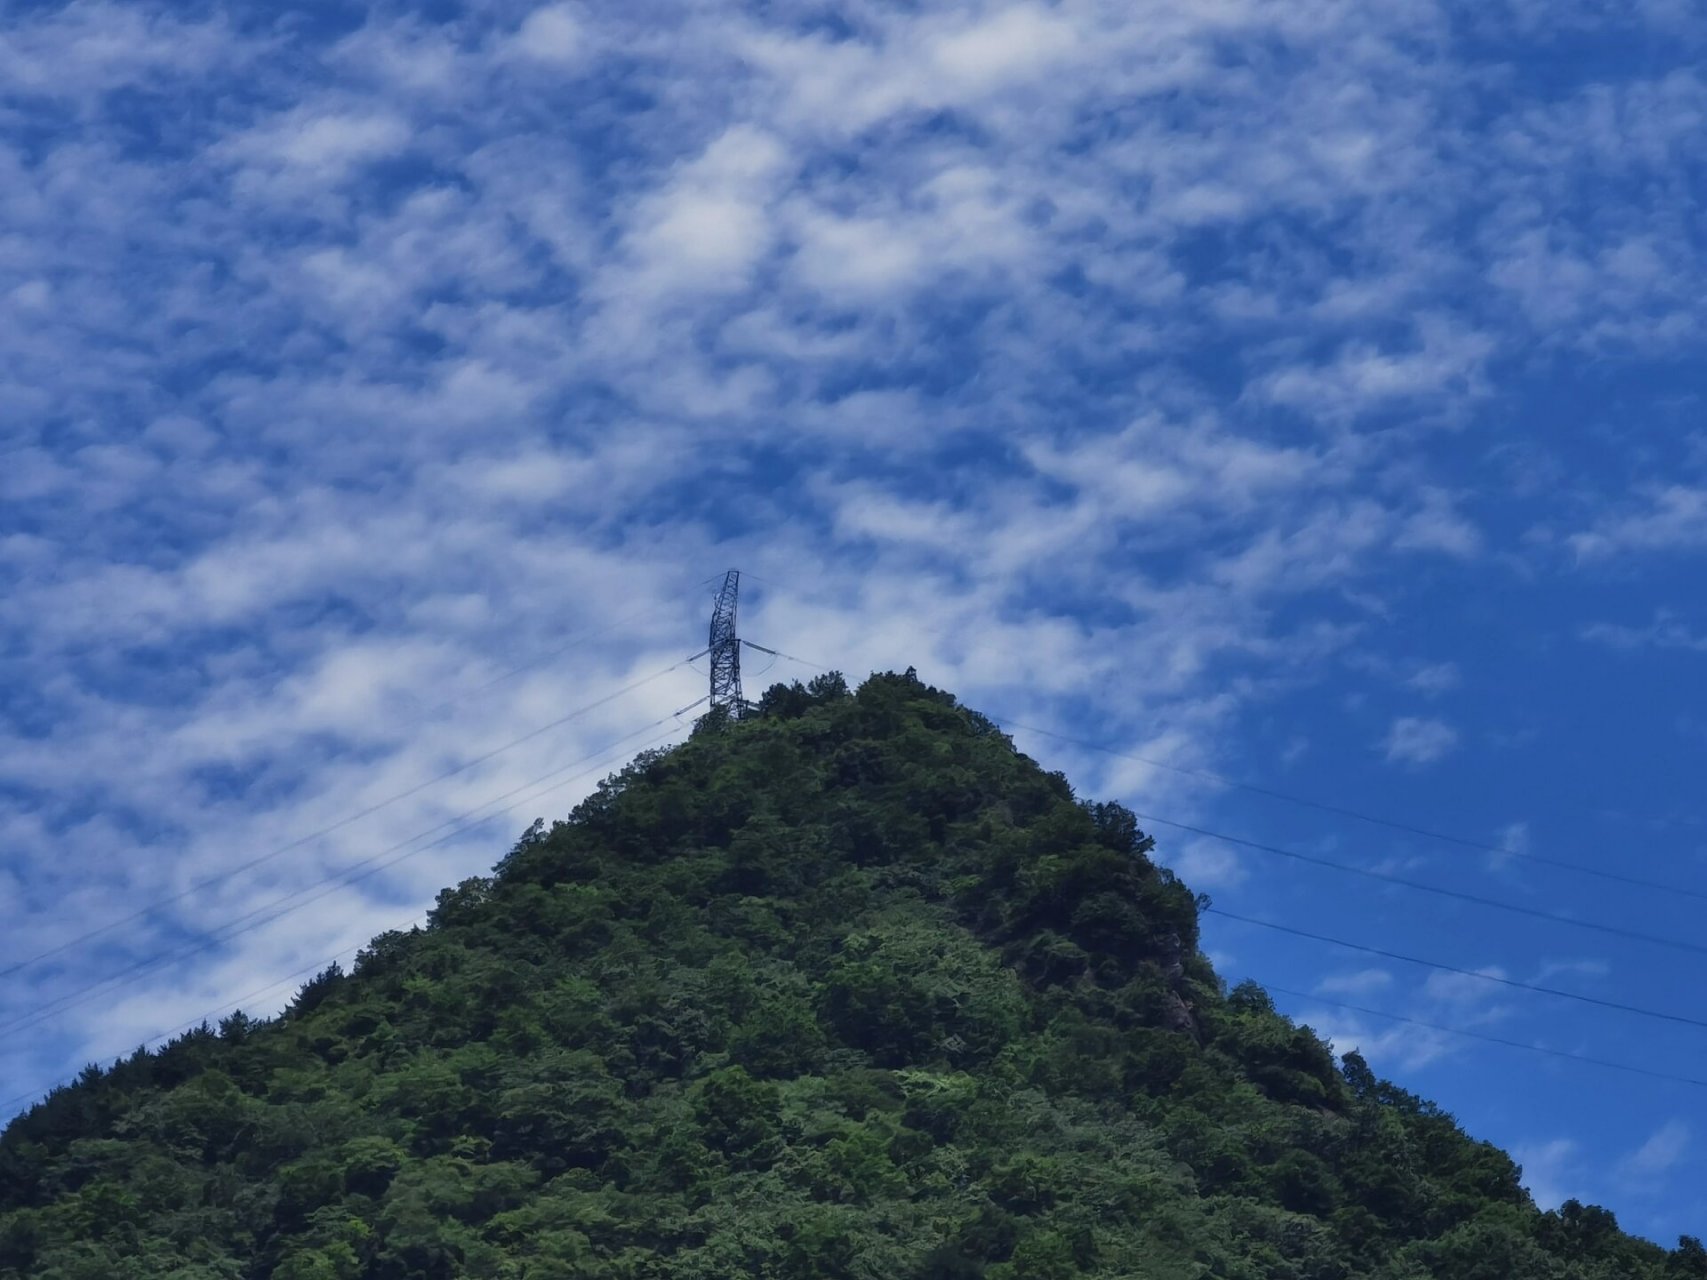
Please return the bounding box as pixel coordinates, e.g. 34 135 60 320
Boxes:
707 570 743 716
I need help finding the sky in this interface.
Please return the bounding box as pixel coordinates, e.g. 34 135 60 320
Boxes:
3 0 1707 1244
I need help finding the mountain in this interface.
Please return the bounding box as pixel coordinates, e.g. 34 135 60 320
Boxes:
1 670 1699 1279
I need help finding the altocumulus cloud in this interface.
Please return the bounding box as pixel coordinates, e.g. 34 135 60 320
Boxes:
4 8 1707 1238
1381 716 1459 766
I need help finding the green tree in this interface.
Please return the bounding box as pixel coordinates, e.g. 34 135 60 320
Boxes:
0 674 1680 1280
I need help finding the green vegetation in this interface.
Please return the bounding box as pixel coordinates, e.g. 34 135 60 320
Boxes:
1 670 1698 1278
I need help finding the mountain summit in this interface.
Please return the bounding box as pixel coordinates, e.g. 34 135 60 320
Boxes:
1 671 1696 1278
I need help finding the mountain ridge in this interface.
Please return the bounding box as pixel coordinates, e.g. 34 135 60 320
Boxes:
1 669 1697 1279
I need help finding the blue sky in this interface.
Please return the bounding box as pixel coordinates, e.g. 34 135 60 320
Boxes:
4 0 1707 1244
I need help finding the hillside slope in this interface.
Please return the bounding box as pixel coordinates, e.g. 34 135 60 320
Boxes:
1 671 1698 1279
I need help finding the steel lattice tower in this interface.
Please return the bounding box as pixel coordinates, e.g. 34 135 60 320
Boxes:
707 569 743 716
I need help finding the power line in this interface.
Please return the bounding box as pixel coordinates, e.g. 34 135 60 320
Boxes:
2 582 719 1080
1131 810 1707 960
991 718 1707 904
1261 983 1707 1092
0 705 700 1038
1205 907 1707 1033
1 659 698 983
746 643 1707 977
0 703 704 1040
741 641 827 671
747 634 1707 906
0 908 432 1120
10 846 1703 1125
407 580 722 725
743 640 1707 1092
5 618 1698 1128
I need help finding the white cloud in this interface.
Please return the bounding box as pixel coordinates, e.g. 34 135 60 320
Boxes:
330 21 465 96
928 5 1080 93
1406 662 1461 694
1395 489 1482 558
280 113 411 170
790 209 928 301
1306 1007 1461 1073
1381 715 1459 765
0 3 235 100
1568 486 1707 560
510 5 585 65
2 0 1705 1178
1422 966 1509 1008
1168 838 1246 891
1316 968 1394 997
1581 612 1707 652
1619 1119 1690 1182
224 108 412 176
1257 318 1495 423
1534 958 1611 984
609 126 788 304
1022 412 1322 523
1514 1137 1582 1211
738 2 1095 139
1489 820 1529 872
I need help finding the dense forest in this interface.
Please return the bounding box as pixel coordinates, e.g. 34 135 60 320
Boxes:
1 670 1700 1278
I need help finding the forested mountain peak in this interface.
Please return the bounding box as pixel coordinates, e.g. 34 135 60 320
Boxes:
1 670 1698 1278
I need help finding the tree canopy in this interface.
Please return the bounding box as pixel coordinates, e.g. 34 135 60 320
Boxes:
0 670 1691 1278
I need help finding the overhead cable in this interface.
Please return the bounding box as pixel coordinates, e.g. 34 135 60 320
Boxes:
1205 907 1707 1033
1 659 699 982
0 702 704 1039
408 578 722 726
994 718 1707 903
749 640 1707 908
1132 810 1707 960
1261 983 1707 1092
0 908 431 1119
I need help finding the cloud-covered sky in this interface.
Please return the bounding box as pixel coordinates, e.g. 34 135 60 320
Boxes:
4 0 1707 1242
